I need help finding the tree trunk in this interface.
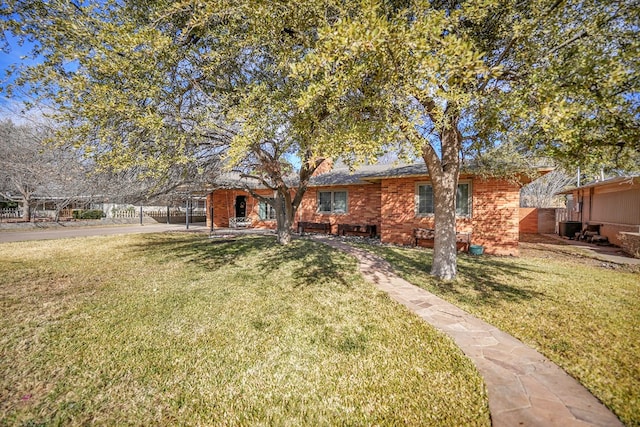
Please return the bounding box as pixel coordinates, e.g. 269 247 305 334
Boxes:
274 190 294 245
420 123 462 281
21 198 31 222
243 153 323 246
430 168 459 280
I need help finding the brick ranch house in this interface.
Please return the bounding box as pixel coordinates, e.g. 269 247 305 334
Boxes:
206 163 546 256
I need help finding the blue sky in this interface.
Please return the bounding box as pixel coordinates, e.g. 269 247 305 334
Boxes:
0 32 39 119
0 31 32 85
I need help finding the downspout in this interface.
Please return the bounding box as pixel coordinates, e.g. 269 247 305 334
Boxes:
588 187 594 224
578 189 583 223
577 167 581 187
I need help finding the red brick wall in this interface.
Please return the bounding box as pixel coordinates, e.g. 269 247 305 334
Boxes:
381 178 433 246
206 192 214 229
600 224 640 247
379 177 519 256
519 208 538 234
208 175 522 256
208 189 277 229
519 208 559 235
471 178 520 255
296 184 382 235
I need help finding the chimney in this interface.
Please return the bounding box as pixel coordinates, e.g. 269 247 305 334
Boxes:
311 158 333 177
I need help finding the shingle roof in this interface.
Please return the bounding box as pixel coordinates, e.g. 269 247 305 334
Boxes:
213 172 297 189
308 162 490 185
213 164 414 189
213 162 551 189
309 164 401 186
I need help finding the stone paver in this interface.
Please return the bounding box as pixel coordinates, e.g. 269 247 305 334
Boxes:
314 236 623 427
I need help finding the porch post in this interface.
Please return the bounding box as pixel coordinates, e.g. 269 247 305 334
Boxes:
185 197 190 230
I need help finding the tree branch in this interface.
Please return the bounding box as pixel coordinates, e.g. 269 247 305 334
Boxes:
547 29 588 56
239 172 277 190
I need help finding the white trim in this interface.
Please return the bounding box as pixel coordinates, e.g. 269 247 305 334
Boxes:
229 217 252 228
317 189 349 214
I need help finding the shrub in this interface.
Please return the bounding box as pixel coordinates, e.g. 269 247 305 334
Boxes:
72 209 104 219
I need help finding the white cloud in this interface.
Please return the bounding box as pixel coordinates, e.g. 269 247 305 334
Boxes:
0 96 54 126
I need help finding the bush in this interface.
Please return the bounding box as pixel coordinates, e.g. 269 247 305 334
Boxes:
72 209 104 220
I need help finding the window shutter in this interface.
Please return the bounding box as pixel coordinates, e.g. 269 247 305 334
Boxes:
259 201 266 220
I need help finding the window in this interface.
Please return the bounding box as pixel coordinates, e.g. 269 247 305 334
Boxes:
416 182 471 217
258 199 276 220
456 183 470 216
418 184 434 215
318 190 347 214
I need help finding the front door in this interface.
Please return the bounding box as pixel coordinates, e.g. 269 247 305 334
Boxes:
235 196 246 218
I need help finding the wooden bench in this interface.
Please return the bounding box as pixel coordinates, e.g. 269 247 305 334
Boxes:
297 221 331 234
413 228 471 252
338 224 377 238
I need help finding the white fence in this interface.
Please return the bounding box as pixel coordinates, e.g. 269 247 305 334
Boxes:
111 209 141 219
0 208 77 221
555 208 569 224
2 206 208 222
0 208 21 219
110 209 207 218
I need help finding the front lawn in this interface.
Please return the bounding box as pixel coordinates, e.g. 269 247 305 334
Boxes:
0 234 490 426
357 237 640 426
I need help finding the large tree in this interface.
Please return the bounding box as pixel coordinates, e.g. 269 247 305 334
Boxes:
2 1 226 182
190 3 331 244
291 0 639 279
1 0 332 244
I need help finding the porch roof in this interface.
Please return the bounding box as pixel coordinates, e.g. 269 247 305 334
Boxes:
557 176 639 195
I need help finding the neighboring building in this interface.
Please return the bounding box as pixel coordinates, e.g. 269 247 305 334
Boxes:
559 176 640 246
206 163 546 256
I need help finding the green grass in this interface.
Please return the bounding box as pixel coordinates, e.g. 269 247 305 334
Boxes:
0 233 490 426
356 236 640 427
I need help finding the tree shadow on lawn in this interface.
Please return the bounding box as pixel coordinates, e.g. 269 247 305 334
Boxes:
456 254 547 305
130 234 354 289
368 245 546 307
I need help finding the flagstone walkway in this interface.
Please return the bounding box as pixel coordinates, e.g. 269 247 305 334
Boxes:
313 236 623 427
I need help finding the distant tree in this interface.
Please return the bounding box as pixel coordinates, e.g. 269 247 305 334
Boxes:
0 120 92 221
520 170 575 208
0 121 39 221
